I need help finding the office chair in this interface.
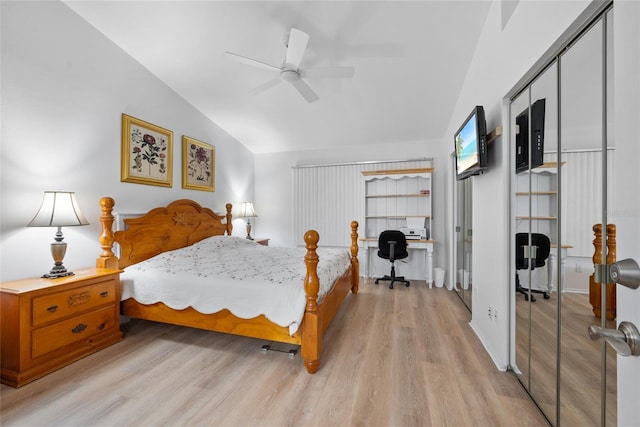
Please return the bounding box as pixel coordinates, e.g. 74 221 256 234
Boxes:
515 232 551 302
375 230 410 289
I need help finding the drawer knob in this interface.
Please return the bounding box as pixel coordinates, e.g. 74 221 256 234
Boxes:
100 291 109 298
47 305 58 313
98 323 106 330
71 323 87 334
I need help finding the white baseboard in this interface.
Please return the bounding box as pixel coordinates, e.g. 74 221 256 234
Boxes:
469 320 509 372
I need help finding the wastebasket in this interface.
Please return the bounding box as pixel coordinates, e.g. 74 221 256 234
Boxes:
434 268 445 288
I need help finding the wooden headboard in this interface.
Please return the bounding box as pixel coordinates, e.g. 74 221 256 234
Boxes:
96 197 233 269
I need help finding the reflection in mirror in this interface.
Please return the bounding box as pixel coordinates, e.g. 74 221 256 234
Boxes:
453 159 472 311
530 60 559 424
511 7 615 426
512 59 560 424
558 12 616 426
512 88 533 393
462 179 472 309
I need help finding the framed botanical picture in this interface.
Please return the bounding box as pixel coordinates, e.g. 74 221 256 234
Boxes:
182 136 215 192
121 114 173 187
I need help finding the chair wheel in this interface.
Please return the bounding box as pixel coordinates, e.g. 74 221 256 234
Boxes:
544 293 550 299
405 282 410 287
389 284 394 289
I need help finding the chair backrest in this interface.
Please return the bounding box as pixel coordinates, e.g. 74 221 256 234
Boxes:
378 230 409 260
515 232 551 269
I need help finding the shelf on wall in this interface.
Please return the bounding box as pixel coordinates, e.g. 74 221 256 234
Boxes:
361 167 433 176
486 126 503 145
528 161 567 170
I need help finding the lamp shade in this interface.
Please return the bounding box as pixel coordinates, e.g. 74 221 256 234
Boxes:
28 191 90 227
237 202 257 218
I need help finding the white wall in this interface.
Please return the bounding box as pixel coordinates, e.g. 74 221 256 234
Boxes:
612 1 640 423
255 140 449 262
0 1 255 282
448 0 611 369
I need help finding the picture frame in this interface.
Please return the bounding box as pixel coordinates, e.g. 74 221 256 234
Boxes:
182 135 215 192
121 114 173 187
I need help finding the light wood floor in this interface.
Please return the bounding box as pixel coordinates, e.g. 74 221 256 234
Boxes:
1 280 547 427
515 291 616 426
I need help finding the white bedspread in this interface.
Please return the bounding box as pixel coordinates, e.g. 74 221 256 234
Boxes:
120 235 352 335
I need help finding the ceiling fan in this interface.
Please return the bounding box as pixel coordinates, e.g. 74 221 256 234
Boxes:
225 28 355 103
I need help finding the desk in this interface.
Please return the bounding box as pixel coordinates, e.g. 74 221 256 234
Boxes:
360 238 436 287
548 243 573 292
519 243 572 293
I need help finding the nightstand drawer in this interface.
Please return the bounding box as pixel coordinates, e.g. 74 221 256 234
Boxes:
32 278 117 327
32 305 116 358
2 268 122 387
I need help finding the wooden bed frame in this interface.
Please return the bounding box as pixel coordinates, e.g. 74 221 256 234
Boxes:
95 197 359 373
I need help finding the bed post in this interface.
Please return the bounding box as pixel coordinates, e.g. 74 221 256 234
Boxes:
96 197 119 270
302 229 321 374
225 203 233 235
350 221 360 294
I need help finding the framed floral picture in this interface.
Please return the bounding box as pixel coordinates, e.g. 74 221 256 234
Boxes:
121 114 173 187
182 136 215 192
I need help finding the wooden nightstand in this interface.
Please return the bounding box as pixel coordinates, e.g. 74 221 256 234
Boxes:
1 267 123 387
254 238 269 246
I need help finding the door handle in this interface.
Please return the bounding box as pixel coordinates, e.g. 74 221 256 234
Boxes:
609 258 640 289
588 321 640 357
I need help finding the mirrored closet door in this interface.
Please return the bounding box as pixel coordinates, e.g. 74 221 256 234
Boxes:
453 158 472 311
511 5 614 426
558 10 616 426
512 60 559 423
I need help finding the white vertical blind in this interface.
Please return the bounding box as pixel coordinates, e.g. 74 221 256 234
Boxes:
549 149 615 257
293 159 432 247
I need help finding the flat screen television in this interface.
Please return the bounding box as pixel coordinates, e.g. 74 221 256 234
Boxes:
515 98 546 173
454 106 487 180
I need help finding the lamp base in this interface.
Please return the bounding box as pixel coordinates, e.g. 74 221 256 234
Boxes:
43 237 74 278
42 263 74 279
42 270 75 279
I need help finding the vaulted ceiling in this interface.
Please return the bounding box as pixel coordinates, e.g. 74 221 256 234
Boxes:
63 1 491 154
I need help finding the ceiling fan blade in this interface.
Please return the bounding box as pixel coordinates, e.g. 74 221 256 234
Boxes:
284 28 309 70
248 77 281 95
290 77 319 103
225 51 280 72
300 66 355 79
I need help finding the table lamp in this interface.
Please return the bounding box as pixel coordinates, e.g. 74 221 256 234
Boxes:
28 191 90 278
237 202 257 240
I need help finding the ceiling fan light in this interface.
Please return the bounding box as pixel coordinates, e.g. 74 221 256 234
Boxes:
280 69 299 83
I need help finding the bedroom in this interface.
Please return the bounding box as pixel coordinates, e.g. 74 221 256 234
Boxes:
1 0 639 425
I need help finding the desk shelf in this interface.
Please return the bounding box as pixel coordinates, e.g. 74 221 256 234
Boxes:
362 168 435 286
515 162 563 237
362 168 432 238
